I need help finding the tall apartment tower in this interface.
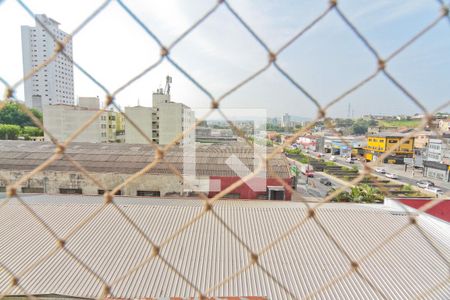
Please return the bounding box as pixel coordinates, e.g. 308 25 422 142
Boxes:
21 14 74 111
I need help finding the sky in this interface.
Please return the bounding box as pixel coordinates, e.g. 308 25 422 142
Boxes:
0 0 449 119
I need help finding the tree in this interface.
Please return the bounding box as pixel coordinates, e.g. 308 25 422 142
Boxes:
330 184 384 203
21 126 44 139
351 119 370 135
0 124 21 140
0 101 42 127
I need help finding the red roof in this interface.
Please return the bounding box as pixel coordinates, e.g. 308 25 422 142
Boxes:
398 198 450 222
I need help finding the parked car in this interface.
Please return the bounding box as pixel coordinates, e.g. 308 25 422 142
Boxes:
424 187 443 196
346 157 354 164
375 167 386 174
385 172 398 179
320 178 332 186
416 180 435 189
329 155 336 162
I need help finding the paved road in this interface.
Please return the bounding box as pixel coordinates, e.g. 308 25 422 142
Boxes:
305 150 450 194
288 158 342 198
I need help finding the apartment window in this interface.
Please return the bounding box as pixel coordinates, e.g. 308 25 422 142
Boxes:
59 188 82 194
137 190 160 197
388 140 398 143
0 187 5 192
98 189 122 196
21 187 45 193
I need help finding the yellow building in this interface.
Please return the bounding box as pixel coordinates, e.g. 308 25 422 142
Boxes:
364 133 414 162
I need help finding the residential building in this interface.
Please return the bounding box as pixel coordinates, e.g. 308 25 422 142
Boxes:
267 117 280 126
282 113 291 127
438 118 450 133
21 14 74 110
0 141 292 200
364 133 414 163
413 131 434 149
423 136 450 182
124 106 154 144
43 97 117 143
125 77 195 145
195 127 237 143
113 111 125 143
1 195 449 299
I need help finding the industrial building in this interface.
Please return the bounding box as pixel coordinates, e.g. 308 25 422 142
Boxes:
364 133 414 163
124 76 195 145
0 141 292 200
43 97 119 143
21 14 74 110
0 195 449 299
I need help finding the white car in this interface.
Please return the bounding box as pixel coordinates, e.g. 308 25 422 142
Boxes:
424 187 443 196
375 167 386 174
385 172 398 179
416 180 434 189
329 156 336 162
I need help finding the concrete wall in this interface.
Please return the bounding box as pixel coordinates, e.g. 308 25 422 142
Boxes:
43 105 102 143
152 92 170 107
79 97 100 110
0 170 184 196
124 106 153 144
0 169 291 200
158 102 183 145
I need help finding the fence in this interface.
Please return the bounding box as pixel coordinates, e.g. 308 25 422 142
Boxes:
0 0 450 299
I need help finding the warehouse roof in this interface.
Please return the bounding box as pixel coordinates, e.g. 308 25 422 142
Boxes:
0 141 290 178
367 132 411 138
1 195 449 299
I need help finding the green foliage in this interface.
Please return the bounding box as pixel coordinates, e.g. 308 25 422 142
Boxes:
401 184 414 192
351 119 371 135
22 126 43 138
334 118 354 128
332 184 384 203
0 124 21 140
0 101 42 127
378 119 421 128
284 148 301 155
267 123 285 132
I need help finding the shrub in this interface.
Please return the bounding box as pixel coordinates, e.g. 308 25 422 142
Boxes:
0 124 21 140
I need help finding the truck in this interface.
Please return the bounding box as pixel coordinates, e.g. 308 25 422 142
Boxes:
300 164 314 177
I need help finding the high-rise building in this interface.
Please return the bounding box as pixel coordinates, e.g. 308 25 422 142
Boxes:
282 113 291 127
21 14 74 111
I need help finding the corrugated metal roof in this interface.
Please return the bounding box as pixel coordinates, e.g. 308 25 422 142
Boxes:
0 195 449 299
0 141 290 178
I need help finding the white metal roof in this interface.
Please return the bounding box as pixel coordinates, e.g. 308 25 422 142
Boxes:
0 195 449 299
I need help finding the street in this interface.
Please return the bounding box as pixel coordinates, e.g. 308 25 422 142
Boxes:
304 150 450 194
288 158 344 198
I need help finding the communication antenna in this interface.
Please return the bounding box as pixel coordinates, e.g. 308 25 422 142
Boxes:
164 75 172 95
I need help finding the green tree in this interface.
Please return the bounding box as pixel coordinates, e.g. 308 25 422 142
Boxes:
330 184 384 203
0 124 21 140
21 126 44 139
0 101 42 127
351 119 370 135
